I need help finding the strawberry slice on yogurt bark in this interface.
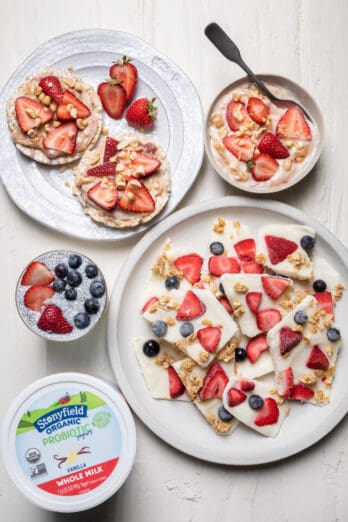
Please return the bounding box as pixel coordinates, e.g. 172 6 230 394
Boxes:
257 224 316 279
222 375 289 437
267 295 342 405
133 337 189 401
220 273 294 337
172 358 239 435
234 335 275 379
142 288 240 367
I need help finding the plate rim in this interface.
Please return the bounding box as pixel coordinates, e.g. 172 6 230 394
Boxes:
0 28 204 241
107 196 348 465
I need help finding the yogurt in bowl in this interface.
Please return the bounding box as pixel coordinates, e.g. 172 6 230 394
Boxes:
206 75 323 193
1 373 136 512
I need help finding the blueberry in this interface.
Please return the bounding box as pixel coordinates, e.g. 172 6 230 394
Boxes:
151 320 168 337
66 270 82 288
85 264 98 278
180 322 194 337
248 394 264 410
69 254 82 269
235 347 247 361
218 406 233 422
219 283 225 295
54 263 68 278
210 241 224 255
74 312 91 329
143 339 160 357
313 279 327 293
165 276 180 290
294 310 308 325
300 235 316 253
65 288 77 301
327 327 341 342
90 281 105 298
53 279 67 293
84 298 100 314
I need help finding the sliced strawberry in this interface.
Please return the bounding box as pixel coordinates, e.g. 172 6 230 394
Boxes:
208 256 240 276
256 309 282 331
43 122 77 154
21 261 55 286
103 137 119 162
223 134 254 161
87 162 116 177
306 345 329 370
247 97 270 125
56 91 91 120
264 235 298 264
15 97 53 132
200 363 228 399
246 335 268 363
197 327 222 352
141 296 159 313
314 291 334 318
176 291 206 320
254 398 279 426
87 179 117 211
241 260 264 274
245 292 262 313
276 106 312 141
234 238 256 261
39 75 63 103
131 153 161 176
276 367 294 398
118 177 155 214
279 328 302 356
218 295 233 314
174 254 203 284
110 56 138 101
226 101 251 131
258 132 289 159
37 304 73 334
168 366 185 399
97 81 127 119
261 275 291 300
240 379 255 392
290 383 314 401
251 153 279 181
227 387 247 407
24 285 54 312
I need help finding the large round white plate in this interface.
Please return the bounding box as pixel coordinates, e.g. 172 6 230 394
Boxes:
0 29 203 241
108 197 348 465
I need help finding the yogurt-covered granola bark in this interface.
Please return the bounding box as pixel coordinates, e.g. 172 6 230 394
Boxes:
267 295 342 405
7 70 102 165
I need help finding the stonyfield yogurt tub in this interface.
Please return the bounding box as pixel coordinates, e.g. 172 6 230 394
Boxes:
206 76 323 193
1 373 136 512
16 250 107 341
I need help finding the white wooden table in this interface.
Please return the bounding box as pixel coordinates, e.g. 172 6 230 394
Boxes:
1 1 348 520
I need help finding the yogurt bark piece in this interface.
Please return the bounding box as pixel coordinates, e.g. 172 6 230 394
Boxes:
234 335 274 379
223 375 289 437
257 224 315 279
221 273 294 337
172 358 239 435
142 288 240 367
133 337 189 401
267 295 342 405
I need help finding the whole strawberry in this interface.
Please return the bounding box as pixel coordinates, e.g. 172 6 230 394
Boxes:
126 97 157 128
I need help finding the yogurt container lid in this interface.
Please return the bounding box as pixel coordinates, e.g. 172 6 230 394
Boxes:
1 373 136 513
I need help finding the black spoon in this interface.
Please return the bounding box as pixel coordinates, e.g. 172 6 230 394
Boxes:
205 22 312 121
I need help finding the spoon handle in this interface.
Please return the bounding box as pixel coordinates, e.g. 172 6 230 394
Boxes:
204 23 277 102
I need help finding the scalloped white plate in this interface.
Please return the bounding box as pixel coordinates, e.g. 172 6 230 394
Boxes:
108 197 348 465
0 29 203 241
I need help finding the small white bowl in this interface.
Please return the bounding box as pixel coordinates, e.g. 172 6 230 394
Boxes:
205 74 324 194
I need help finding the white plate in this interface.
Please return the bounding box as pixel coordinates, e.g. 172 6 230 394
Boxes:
107 197 348 465
0 29 203 241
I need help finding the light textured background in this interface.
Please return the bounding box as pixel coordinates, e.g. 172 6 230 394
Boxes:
1 1 348 520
